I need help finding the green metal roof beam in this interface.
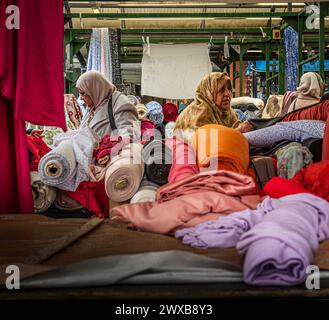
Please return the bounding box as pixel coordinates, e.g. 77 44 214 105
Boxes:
64 12 302 19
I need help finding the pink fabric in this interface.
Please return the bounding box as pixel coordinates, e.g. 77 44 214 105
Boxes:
0 0 64 214
166 137 199 183
157 170 258 203
111 170 261 234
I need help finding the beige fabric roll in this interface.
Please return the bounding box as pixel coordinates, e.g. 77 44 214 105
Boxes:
30 172 57 213
105 143 144 202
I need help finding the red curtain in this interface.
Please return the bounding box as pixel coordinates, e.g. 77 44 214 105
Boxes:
0 0 65 213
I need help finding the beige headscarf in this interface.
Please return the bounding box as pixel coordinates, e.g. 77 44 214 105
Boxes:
76 71 116 109
287 72 322 113
174 72 240 142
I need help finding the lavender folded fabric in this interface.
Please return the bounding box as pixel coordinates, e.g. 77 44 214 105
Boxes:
237 193 329 286
175 196 277 248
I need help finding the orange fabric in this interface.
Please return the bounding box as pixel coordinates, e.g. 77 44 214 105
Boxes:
192 124 249 174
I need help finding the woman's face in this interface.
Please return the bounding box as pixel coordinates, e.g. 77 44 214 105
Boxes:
215 83 232 110
78 89 93 108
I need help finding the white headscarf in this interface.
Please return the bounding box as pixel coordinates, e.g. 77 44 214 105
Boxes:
297 72 322 100
76 71 116 109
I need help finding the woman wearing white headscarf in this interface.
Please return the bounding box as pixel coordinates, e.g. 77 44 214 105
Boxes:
287 72 324 113
76 71 138 139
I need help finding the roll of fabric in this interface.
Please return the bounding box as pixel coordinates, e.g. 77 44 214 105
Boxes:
130 180 159 204
244 120 325 148
127 95 139 106
233 103 259 113
30 171 57 213
54 190 83 211
178 102 188 114
38 127 100 192
235 109 247 122
146 101 164 125
192 124 249 174
237 193 329 286
162 102 178 122
275 142 313 179
231 97 264 109
143 139 172 185
262 95 283 119
94 134 123 166
165 122 176 139
141 119 156 144
135 103 148 120
166 137 199 184
105 143 144 202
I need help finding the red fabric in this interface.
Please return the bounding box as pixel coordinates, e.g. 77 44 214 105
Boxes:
141 119 156 144
166 137 199 183
162 103 178 122
292 160 329 202
94 134 123 163
64 180 109 218
282 101 329 160
263 176 312 199
26 135 50 171
0 0 64 214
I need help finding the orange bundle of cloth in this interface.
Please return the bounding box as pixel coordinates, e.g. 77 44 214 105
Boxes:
192 124 249 174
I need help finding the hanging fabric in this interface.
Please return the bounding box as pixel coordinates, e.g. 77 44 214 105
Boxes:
0 0 65 214
87 28 112 81
284 26 298 91
109 28 123 88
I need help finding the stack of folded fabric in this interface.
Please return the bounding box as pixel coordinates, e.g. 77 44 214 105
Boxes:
30 171 57 213
105 143 144 202
38 127 99 191
231 97 264 110
192 124 249 174
143 139 172 185
146 101 164 125
111 170 260 234
130 180 159 204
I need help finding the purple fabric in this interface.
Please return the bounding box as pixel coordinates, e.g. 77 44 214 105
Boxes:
237 193 329 286
175 197 277 248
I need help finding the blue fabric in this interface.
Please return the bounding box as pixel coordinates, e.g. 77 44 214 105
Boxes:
178 102 188 114
284 26 298 91
87 28 112 81
235 109 247 121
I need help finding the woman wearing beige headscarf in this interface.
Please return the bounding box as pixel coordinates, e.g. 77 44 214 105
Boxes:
286 72 323 113
174 72 240 143
76 71 138 139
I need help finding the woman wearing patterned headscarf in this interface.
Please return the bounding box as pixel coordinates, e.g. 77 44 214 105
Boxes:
174 72 240 143
76 71 138 139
